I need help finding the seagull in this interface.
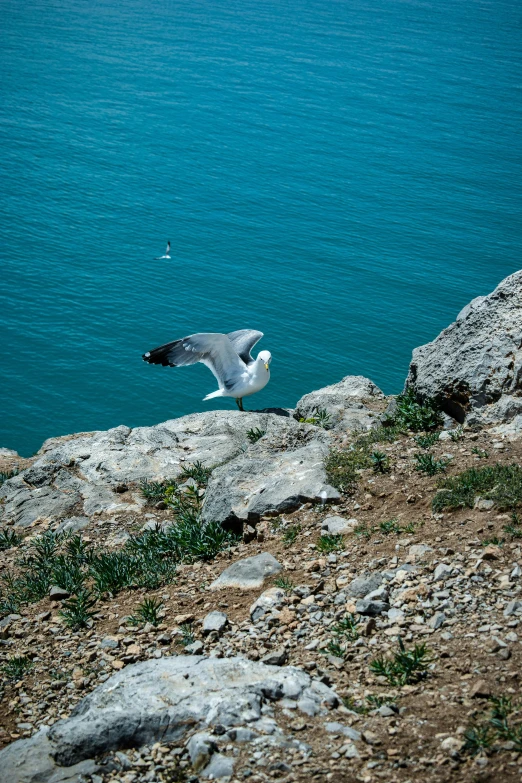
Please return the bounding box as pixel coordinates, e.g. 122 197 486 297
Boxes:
155 241 171 260
142 330 271 411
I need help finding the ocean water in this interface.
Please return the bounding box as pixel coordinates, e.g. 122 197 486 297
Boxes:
1 0 521 457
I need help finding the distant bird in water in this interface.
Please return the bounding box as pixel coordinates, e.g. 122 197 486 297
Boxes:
155 241 171 260
142 330 271 411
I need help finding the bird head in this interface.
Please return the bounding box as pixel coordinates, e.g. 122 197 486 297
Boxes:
258 350 272 372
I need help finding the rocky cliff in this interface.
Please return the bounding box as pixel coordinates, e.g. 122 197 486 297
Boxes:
0 272 521 783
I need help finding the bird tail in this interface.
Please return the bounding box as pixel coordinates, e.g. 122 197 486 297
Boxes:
204 389 225 401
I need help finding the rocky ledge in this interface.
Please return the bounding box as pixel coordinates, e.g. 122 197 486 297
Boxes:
0 271 521 783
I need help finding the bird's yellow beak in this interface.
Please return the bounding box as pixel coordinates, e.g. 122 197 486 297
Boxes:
264 363 270 371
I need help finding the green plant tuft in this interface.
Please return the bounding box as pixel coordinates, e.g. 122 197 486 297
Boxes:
386 389 443 432
414 432 440 449
0 469 19 486
316 533 344 553
371 450 390 474
59 589 97 629
414 453 448 475
2 655 34 681
282 524 301 547
298 407 331 429
274 576 295 592
370 638 433 686
0 529 21 550
247 428 266 444
129 597 164 627
433 463 522 513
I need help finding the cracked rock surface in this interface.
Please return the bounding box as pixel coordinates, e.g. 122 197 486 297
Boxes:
0 655 337 783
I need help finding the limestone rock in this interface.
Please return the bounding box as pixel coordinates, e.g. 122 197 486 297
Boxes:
405 271 522 424
250 587 286 622
346 573 383 598
294 375 385 432
202 611 229 635
210 553 282 591
321 516 358 535
0 656 337 782
201 430 339 527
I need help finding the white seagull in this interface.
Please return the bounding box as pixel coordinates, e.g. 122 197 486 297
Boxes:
142 330 271 411
155 241 171 260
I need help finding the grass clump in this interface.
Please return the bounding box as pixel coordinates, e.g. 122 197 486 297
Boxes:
371 451 390 474
463 696 522 756
379 518 403 535
282 524 301 547
332 613 359 642
472 447 489 459
0 467 236 620
504 511 522 539
0 469 19 486
414 453 448 475
386 389 443 432
274 576 295 592
316 534 343 553
59 589 97 630
129 597 164 627
370 638 433 686
0 529 21 550
414 432 440 450
298 407 331 429
433 463 522 513
179 622 195 647
2 655 34 681
246 428 265 444
449 426 464 441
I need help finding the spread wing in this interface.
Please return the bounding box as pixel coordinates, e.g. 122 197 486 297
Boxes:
142 332 247 392
226 330 263 364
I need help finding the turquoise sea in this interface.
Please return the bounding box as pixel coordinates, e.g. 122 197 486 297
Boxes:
1 0 521 457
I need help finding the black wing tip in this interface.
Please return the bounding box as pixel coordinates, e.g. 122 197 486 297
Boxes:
142 350 177 367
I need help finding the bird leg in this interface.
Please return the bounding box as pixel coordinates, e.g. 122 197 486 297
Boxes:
235 398 244 412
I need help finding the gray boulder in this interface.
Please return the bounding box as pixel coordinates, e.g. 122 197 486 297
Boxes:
210 553 282 590
202 611 229 635
321 516 358 535
405 271 522 424
201 426 339 527
0 656 338 783
1 411 328 528
294 375 385 432
347 573 383 598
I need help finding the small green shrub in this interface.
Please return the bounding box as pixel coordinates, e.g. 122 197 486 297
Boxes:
179 622 195 647
324 640 345 658
282 524 301 547
332 613 359 642
414 432 440 450
274 577 295 592
0 529 21 550
433 464 522 512
371 451 390 474
354 522 373 540
247 428 265 444
472 447 489 459
379 518 403 535
386 389 443 432
129 597 164 627
298 407 331 429
370 638 433 686
2 655 34 681
140 480 171 501
449 426 464 442
462 724 495 756
414 453 448 475
59 589 97 629
179 461 212 487
316 534 343 553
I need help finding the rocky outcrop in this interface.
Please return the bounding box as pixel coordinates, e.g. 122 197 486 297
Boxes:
0 411 338 529
0 656 338 783
294 375 385 432
405 271 522 425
